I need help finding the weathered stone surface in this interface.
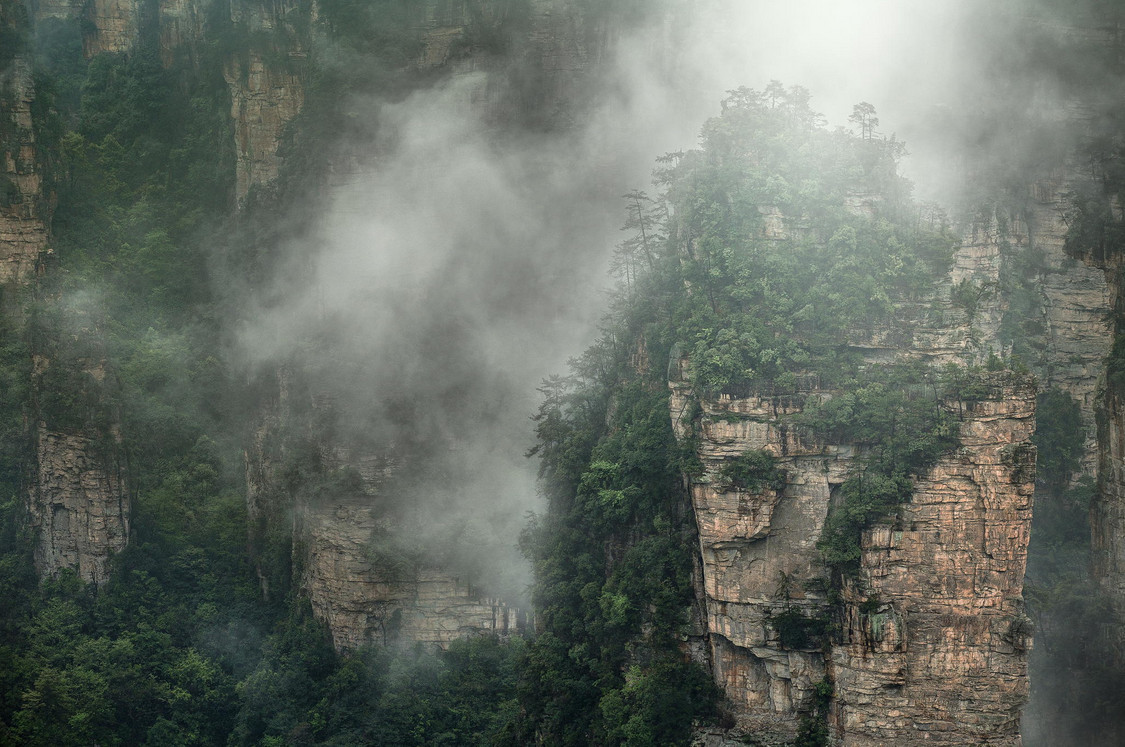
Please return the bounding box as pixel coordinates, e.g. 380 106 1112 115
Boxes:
299 494 525 650
831 382 1035 746
158 0 206 65
916 170 1111 459
28 424 129 585
83 0 136 55
672 374 835 744
224 52 306 201
674 362 1034 745
0 59 47 286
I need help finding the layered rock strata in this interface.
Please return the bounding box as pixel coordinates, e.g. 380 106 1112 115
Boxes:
0 59 47 286
30 0 134 56
671 365 1035 745
224 52 306 200
299 494 525 650
28 424 129 585
1 47 130 586
831 377 1034 746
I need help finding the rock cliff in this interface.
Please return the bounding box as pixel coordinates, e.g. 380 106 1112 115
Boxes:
224 0 308 200
28 424 129 585
0 58 47 287
299 494 525 650
671 364 1035 745
240 0 612 649
2 46 129 585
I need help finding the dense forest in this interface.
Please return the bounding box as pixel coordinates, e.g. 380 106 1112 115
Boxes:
1 0 1125 745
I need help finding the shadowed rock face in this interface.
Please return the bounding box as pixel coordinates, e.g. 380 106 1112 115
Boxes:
2 42 129 586
671 363 1035 746
0 60 47 286
29 425 129 586
299 493 526 651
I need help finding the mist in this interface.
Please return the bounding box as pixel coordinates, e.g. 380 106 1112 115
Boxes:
231 13 1115 740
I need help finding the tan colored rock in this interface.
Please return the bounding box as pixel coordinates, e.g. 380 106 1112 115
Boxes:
674 363 1033 745
916 169 1111 460
31 0 137 55
299 494 525 650
0 59 48 286
83 0 137 55
158 0 206 65
28 425 129 585
831 381 1035 746
224 52 306 201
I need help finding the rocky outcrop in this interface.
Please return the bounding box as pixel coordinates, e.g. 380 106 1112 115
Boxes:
672 367 1035 745
30 0 134 56
1 47 130 586
82 0 136 55
0 58 47 286
28 424 129 585
914 173 1112 421
224 52 306 201
299 494 525 650
224 0 308 200
291 434 527 650
244 368 525 649
831 379 1034 746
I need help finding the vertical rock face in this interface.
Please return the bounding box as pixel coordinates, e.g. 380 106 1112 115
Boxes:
2 42 130 586
831 380 1034 746
82 0 137 55
0 59 48 286
299 494 525 651
2 52 126 586
158 0 206 65
293 436 528 651
224 52 306 200
245 371 526 650
672 367 1035 745
224 0 307 200
29 0 135 56
1078 234 1125 661
28 425 129 585
674 162 1115 742
240 0 607 648
918 173 1112 415
668 380 836 742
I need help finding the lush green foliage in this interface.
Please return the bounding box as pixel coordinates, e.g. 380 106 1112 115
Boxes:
720 449 784 492
520 379 717 745
661 87 955 395
1034 387 1084 490
799 363 959 577
521 84 968 744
